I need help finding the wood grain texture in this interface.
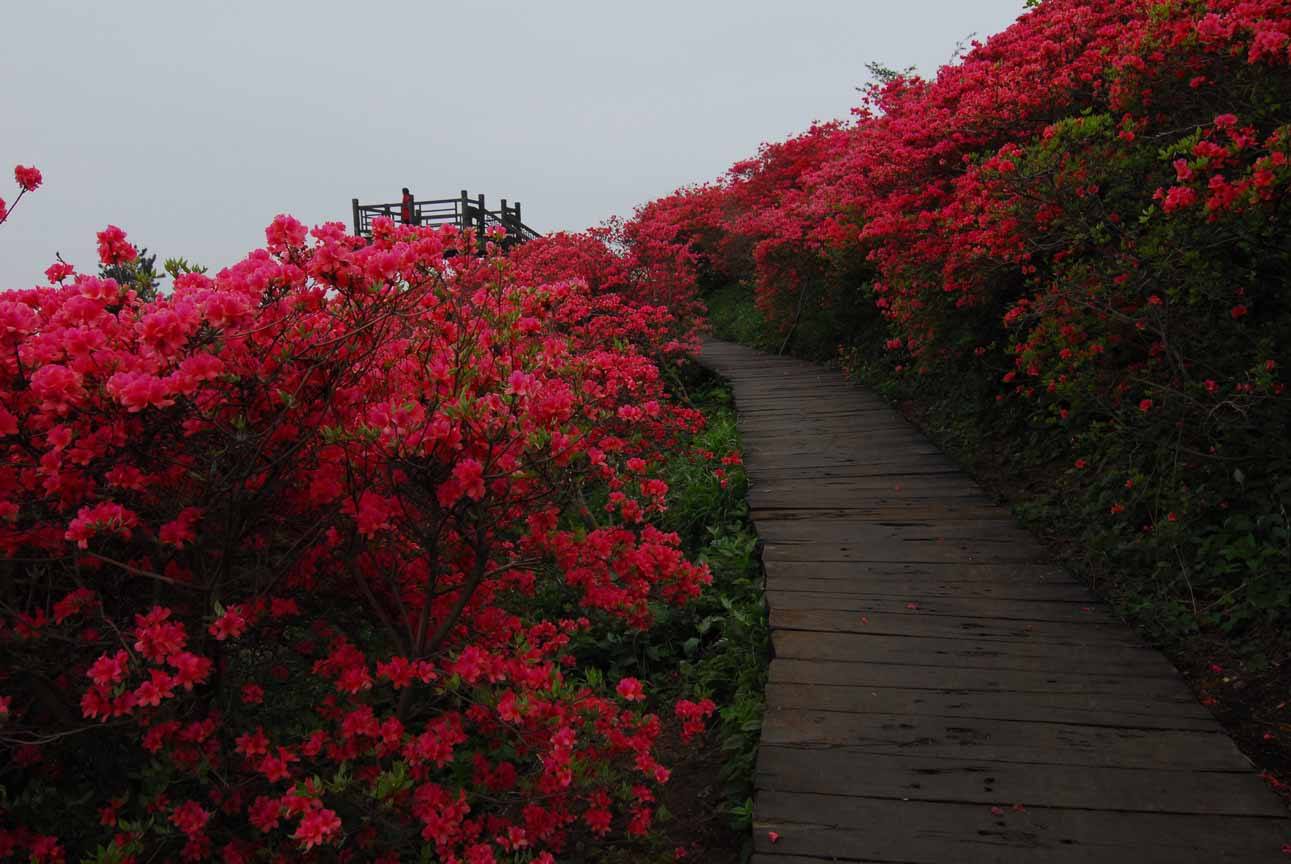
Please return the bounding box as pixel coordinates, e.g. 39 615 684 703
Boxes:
699 338 1288 862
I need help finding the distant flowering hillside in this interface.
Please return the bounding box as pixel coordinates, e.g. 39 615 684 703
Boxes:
624 0 1291 645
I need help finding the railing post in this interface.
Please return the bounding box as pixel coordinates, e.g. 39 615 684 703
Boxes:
352 198 361 236
460 190 470 231
477 193 486 234
514 201 522 232
500 198 511 236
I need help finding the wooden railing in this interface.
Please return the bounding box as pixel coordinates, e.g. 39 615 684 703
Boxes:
351 190 540 244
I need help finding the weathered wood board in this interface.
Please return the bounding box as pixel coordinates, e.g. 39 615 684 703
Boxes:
700 338 1289 862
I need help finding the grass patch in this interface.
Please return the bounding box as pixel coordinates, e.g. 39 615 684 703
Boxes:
703 281 865 362
704 283 778 352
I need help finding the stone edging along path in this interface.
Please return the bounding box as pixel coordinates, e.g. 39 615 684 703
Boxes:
698 338 1289 864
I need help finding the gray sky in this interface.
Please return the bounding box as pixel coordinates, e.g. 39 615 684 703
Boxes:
3 0 1024 288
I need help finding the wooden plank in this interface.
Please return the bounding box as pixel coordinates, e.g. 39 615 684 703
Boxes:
769 609 1139 646
761 539 1048 565
744 445 934 459
749 467 966 482
762 560 1074 582
750 489 995 509
756 515 1032 530
765 591 1114 623
752 791 1290 863
743 423 919 436
741 426 939 439
755 521 1041 544
752 477 986 493
772 630 1181 676
763 682 1214 728
766 578 1095 602
742 446 945 461
742 434 933 448
756 747 1284 816
733 398 894 409
766 658 1203 700
760 710 1254 770
752 502 1015 520
761 555 1093 600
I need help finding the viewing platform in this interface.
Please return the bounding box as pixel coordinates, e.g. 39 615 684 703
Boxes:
351 190 540 244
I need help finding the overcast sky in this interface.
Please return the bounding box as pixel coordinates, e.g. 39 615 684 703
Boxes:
2 0 1025 288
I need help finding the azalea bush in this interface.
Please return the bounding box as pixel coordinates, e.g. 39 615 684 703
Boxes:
626 0 1291 633
564 376 764 837
0 206 720 861
510 224 705 330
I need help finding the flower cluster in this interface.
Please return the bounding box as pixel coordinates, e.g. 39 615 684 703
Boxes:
1 163 42 226
0 215 715 860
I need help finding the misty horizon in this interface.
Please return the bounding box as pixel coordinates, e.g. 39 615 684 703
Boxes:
3 0 1024 287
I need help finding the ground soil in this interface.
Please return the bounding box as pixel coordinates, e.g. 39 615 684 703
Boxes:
583 725 744 864
653 729 744 864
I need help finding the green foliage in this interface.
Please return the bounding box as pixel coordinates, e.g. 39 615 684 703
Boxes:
100 246 160 301
704 283 778 352
563 370 768 844
163 256 207 280
705 280 871 363
865 61 917 85
658 378 767 831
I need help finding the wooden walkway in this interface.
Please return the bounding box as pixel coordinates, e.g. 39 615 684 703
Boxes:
699 339 1290 864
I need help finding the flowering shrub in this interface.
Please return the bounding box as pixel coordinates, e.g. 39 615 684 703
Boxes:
1 163 43 227
0 211 717 860
510 224 705 331
627 0 1291 629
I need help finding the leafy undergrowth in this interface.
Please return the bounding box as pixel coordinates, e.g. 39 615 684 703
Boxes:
579 370 768 863
704 284 1291 805
703 285 778 355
